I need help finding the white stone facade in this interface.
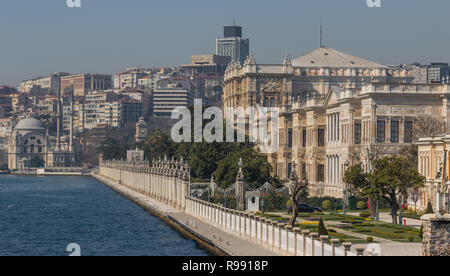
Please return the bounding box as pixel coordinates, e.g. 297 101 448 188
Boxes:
223 46 450 198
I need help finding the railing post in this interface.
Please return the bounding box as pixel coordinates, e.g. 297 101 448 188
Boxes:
302 230 310 256
320 235 329 256
343 242 352 257
285 225 293 256
356 247 365 256
310 232 319 256
293 227 301 256
331 239 340 256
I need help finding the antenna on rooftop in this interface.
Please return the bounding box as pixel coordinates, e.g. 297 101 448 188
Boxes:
233 17 236 26
320 25 323 48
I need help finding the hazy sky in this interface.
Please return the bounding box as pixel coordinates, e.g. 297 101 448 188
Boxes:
1 0 449 85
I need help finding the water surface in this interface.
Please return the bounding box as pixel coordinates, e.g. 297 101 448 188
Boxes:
0 175 208 256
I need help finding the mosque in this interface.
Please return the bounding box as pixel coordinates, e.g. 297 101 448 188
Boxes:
8 88 75 172
7 118 75 171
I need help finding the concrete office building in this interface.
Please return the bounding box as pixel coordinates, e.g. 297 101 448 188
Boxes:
216 25 249 64
60 73 112 97
181 55 231 76
153 82 192 117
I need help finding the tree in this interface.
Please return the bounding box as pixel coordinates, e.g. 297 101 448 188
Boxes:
414 115 446 138
345 157 425 224
214 146 273 189
409 188 421 214
141 129 175 161
318 218 328 236
288 168 309 227
425 201 434 214
97 137 126 161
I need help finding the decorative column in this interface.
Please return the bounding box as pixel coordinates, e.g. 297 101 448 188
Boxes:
235 158 246 211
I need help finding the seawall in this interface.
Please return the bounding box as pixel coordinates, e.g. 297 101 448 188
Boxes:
92 173 274 256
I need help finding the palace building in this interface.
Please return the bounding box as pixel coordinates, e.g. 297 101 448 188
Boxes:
223 46 450 198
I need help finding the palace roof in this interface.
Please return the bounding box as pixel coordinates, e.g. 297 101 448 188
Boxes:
292 46 385 68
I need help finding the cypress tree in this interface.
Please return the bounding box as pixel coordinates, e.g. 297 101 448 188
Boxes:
425 201 434 214
318 218 328 236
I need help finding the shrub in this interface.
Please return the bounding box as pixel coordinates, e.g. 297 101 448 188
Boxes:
408 236 415 242
359 211 371 218
366 237 374 243
425 201 434 214
318 218 328 236
357 201 367 210
322 200 332 210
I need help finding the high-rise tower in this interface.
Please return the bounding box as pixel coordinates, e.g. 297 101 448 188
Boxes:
216 21 249 64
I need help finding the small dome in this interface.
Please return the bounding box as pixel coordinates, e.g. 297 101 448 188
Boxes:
14 118 45 130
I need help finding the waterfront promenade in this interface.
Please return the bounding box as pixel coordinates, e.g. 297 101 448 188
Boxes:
93 173 276 256
96 159 360 256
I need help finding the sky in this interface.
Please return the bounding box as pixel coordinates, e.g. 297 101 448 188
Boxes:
0 0 449 85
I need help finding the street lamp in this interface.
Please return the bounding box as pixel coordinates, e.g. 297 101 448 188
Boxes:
344 161 350 215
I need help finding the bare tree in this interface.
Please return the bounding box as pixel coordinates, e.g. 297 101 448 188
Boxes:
409 188 421 214
414 115 446 138
288 163 309 227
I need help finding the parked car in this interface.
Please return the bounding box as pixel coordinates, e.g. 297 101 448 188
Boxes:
287 203 322 213
297 203 322 213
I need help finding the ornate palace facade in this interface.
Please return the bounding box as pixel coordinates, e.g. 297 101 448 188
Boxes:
223 46 450 197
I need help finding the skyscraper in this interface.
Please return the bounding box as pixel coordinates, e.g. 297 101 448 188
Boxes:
216 23 249 64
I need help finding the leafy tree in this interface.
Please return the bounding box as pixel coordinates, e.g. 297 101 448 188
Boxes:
213 147 273 189
345 157 425 224
141 129 175 161
97 137 126 161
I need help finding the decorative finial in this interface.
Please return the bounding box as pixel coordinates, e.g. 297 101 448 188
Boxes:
237 158 244 179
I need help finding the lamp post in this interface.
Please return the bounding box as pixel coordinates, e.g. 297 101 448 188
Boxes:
343 161 350 215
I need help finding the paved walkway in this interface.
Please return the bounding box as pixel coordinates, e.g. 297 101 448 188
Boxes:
93 174 276 256
347 212 422 229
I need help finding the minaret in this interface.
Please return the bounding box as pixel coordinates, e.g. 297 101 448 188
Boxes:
56 81 61 151
69 89 74 152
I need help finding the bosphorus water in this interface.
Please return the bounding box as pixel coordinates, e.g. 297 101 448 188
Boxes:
0 175 209 256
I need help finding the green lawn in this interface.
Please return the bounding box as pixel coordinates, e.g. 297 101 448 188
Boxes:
261 211 422 243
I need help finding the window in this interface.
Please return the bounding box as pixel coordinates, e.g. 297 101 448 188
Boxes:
318 128 325 147
302 163 307 180
317 165 325 182
288 129 293 148
377 120 385 143
404 121 413 143
302 128 307 147
391 121 399 143
354 123 361 145
287 163 293 177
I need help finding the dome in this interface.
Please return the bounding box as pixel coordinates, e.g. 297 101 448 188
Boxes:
14 118 45 131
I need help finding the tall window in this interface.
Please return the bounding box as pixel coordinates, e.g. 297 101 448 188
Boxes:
354 123 361 145
302 128 307 147
391 121 399 143
302 163 307 180
404 121 413 143
317 165 325 182
287 163 293 177
318 128 325 147
377 120 385 143
288 129 293 148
